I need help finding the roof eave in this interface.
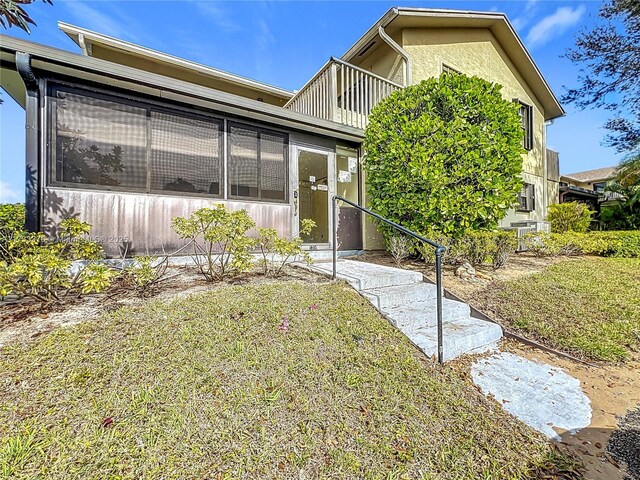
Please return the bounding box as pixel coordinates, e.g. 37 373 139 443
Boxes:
57 21 294 101
0 36 363 143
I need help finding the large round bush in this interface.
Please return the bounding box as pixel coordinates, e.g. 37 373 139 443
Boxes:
363 74 525 238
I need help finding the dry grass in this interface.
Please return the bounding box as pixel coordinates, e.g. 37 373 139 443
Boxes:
1 280 574 478
472 257 640 362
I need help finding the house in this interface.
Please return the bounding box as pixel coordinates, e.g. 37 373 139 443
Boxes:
560 166 620 215
0 7 564 256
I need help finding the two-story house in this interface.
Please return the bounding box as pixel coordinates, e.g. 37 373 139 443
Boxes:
0 7 564 255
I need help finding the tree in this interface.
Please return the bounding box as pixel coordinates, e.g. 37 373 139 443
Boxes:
363 73 524 239
563 0 640 154
602 154 640 230
0 0 52 34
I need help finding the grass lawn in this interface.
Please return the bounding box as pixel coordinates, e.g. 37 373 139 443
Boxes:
474 257 640 362
0 280 569 479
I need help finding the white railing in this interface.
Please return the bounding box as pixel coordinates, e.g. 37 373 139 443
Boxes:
284 57 402 129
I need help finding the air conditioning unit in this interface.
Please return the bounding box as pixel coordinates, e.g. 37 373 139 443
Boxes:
505 221 550 251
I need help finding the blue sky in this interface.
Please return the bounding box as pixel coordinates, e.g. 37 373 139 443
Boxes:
0 0 623 202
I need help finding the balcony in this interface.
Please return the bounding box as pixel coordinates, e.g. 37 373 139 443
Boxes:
284 57 403 129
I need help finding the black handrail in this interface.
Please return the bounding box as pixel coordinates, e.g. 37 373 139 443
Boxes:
331 195 447 365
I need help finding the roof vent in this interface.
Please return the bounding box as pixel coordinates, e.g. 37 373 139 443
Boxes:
357 40 376 57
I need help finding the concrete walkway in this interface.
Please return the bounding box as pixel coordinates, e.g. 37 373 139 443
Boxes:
307 260 502 362
305 259 593 440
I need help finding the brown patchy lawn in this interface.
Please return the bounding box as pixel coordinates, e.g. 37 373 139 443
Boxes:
0 280 576 479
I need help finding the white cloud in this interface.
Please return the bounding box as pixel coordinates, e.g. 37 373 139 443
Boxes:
0 180 23 203
525 5 586 49
62 0 149 44
193 1 240 32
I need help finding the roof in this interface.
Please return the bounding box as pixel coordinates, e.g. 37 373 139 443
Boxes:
57 22 293 105
0 36 363 143
340 7 565 121
561 166 618 183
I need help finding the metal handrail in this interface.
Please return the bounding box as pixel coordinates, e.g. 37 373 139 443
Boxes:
331 195 447 365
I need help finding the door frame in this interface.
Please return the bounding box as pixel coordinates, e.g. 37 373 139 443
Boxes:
290 145 336 249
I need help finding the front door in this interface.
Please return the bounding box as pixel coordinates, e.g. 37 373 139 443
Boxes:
293 147 335 247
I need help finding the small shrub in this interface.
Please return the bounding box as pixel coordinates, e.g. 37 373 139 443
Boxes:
415 233 459 265
491 230 518 269
257 219 315 276
123 255 169 296
459 231 493 266
0 217 112 303
172 205 256 281
547 202 593 233
387 235 413 267
0 203 26 261
523 230 640 258
457 230 517 269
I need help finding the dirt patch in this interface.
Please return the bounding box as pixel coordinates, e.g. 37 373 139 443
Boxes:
0 265 326 349
349 250 572 299
504 342 640 480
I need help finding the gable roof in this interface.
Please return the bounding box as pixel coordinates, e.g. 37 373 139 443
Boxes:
340 7 565 120
57 22 293 105
561 166 618 183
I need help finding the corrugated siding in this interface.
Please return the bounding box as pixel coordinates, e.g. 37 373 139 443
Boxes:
43 187 291 257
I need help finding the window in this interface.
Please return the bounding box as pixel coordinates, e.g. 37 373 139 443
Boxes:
54 90 148 188
49 85 289 203
514 100 533 151
593 182 606 193
517 183 535 212
150 111 222 194
228 123 287 202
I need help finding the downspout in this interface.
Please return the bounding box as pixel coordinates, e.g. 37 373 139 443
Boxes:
378 25 412 86
16 52 41 232
78 33 89 56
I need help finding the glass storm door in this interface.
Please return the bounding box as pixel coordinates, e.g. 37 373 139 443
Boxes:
294 148 334 246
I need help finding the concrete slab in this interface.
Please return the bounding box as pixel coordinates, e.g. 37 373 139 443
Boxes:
383 298 470 327
402 317 503 362
471 352 592 440
361 283 437 311
306 259 423 290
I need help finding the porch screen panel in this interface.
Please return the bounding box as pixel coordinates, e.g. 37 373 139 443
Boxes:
150 112 222 195
228 125 259 198
260 133 286 201
54 90 147 188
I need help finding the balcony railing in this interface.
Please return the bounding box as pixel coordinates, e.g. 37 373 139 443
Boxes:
284 57 403 129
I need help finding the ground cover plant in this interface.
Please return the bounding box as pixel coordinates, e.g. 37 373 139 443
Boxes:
0 281 575 479
473 257 640 362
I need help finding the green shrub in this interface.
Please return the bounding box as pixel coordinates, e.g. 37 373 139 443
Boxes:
547 202 593 233
257 219 315 276
123 255 169 296
524 231 640 258
0 203 26 261
457 230 518 269
0 218 114 303
172 205 256 281
490 230 519 269
363 73 524 240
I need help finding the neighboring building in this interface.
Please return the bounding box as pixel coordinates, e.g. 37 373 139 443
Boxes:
0 7 565 256
560 166 619 214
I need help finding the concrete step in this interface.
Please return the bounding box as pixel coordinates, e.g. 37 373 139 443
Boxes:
382 298 470 328
402 316 503 362
306 259 423 290
361 282 437 311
